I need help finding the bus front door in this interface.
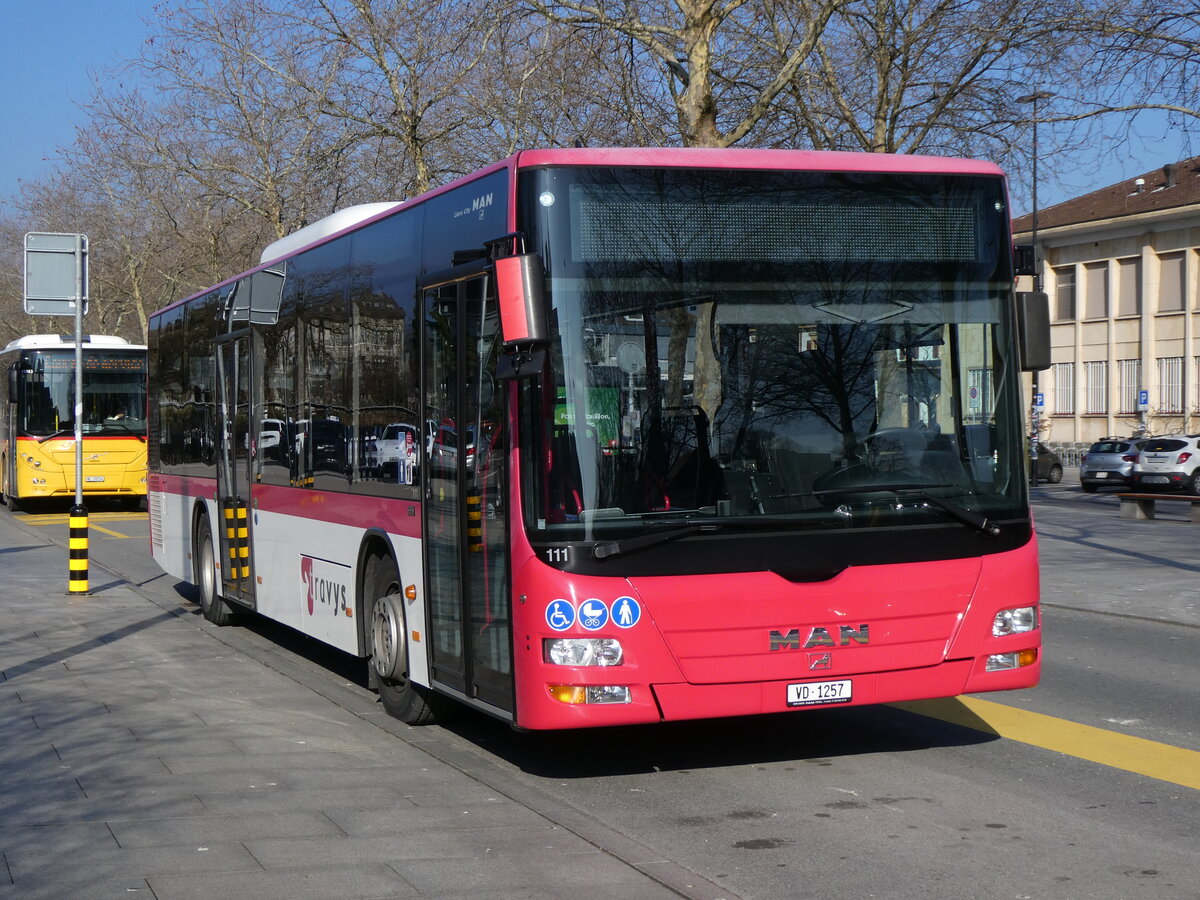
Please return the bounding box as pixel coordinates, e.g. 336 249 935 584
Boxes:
422 272 513 716
214 334 256 610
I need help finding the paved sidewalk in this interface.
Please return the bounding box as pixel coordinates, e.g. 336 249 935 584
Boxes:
1032 472 1200 628
0 513 724 900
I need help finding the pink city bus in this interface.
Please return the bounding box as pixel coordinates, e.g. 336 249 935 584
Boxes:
146 148 1047 729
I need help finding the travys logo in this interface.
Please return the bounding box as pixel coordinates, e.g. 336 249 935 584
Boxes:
300 554 352 617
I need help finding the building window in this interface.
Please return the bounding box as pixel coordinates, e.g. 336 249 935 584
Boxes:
1158 356 1183 414
1116 258 1141 317
1084 360 1107 414
1159 252 1185 312
1116 359 1141 414
1084 262 1108 319
1052 362 1075 415
1053 266 1076 321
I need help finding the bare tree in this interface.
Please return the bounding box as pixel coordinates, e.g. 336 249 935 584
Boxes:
524 0 846 148
276 0 511 194
90 0 365 242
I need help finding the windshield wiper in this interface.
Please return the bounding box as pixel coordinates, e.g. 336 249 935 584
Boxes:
813 484 1001 537
37 428 75 444
105 420 147 442
592 523 721 560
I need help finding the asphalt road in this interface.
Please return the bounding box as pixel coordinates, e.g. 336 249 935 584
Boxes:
6 478 1199 900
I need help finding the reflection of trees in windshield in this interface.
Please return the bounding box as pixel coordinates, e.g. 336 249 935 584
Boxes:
529 166 1019 532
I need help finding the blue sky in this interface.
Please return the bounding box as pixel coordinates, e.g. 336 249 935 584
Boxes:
0 1 1193 216
0 0 154 201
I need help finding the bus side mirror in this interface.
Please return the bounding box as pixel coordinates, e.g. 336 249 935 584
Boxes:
7 365 17 400
494 252 548 380
1016 291 1050 371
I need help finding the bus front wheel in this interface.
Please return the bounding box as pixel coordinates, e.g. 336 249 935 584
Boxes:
195 519 236 626
1 464 19 512
365 554 445 725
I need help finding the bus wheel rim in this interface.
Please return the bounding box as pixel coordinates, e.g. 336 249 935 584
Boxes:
372 594 406 682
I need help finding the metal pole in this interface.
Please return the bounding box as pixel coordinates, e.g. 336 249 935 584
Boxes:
68 235 89 595
1019 91 1052 487
73 233 84 507
1030 101 1040 486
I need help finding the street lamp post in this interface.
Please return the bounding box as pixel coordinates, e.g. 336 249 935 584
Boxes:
1019 91 1052 487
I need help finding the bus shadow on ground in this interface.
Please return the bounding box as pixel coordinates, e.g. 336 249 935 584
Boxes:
164 582 999 777
444 698 999 779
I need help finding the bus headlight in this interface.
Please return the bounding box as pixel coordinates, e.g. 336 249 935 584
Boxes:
986 649 1039 671
544 637 624 666
993 606 1038 636
548 685 631 704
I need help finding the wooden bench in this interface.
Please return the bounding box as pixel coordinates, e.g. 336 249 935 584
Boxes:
1116 492 1200 522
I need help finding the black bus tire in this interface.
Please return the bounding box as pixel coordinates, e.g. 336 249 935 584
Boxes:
365 552 450 726
195 517 237 626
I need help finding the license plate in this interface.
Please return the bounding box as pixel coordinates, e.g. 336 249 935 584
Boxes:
1144 475 1169 484
787 679 852 707
85 476 105 483
1094 472 1108 478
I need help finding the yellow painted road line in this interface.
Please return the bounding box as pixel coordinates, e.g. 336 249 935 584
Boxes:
20 515 137 537
894 696 1200 791
88 524 132 538
23 513 144 526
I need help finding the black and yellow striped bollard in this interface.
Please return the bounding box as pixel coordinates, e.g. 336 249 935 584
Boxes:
68 503 89 595
224 498 250 583
467 489 483 552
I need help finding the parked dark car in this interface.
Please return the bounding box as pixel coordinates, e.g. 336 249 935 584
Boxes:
1032 443 1063 484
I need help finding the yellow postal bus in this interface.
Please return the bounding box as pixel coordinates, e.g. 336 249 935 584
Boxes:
2 334 148 510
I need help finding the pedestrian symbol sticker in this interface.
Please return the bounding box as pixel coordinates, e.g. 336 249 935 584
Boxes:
612 596 641 629
578 599 609 630
546 599 575 631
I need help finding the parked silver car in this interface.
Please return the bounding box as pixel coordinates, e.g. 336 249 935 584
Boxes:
1131 434 1200 493
1079 438 1145 492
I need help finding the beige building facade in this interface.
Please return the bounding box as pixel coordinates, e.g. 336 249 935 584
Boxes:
1013 159 1200 453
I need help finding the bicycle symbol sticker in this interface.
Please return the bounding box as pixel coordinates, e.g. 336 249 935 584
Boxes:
546 599 575 631
578 598 609 631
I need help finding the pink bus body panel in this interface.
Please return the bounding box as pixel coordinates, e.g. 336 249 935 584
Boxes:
149 147 1037 729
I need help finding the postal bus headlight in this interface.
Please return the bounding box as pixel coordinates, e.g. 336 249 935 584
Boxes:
992 605 1039 636
544 637 624 667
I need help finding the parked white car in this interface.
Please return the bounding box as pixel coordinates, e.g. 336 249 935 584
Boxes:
1132 434 1200 493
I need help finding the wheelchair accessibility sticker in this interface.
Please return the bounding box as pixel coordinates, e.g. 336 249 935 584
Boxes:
546 599 575 631
546 597 641 631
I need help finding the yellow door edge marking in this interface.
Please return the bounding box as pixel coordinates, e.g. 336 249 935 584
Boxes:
892 696 1200 792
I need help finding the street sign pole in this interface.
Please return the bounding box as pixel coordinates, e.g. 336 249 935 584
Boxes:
74 233 84 508
23 232 90 594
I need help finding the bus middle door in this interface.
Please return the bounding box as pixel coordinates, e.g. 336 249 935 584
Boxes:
422 268 513 717
214 332 256 610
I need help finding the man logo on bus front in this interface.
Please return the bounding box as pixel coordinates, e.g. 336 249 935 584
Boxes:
769 624 870 651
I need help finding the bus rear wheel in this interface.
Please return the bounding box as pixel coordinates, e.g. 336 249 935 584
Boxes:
365 554 446 726
1 464 19 512
195 518 237 626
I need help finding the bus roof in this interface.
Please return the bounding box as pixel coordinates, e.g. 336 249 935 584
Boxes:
509 146 1005 178
156 147 1007 317
2 334 146 354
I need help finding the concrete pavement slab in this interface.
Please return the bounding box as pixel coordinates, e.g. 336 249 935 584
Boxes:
0 510 729 899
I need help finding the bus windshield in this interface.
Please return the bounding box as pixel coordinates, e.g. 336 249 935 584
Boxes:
519 165 1026 541
15 350 148 438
